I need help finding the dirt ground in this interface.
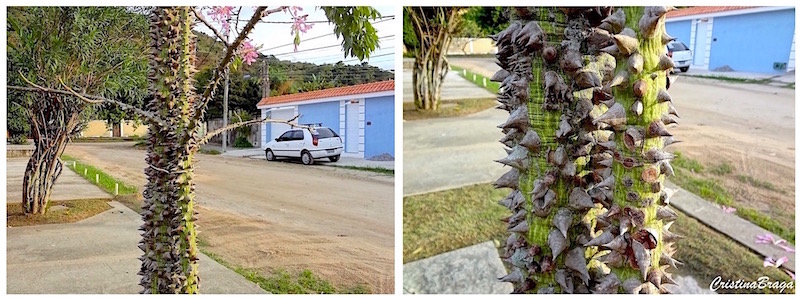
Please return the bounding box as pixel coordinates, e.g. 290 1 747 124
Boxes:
667 77 795 227
64 142 394 293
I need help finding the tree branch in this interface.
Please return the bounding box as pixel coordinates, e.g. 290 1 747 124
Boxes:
194 6 286 117
9 72 166 127
191 7 231 48
192 114 308 151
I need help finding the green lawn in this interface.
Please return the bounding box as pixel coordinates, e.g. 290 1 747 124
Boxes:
403 183 794 293
403 98 498 120
670 151 794 243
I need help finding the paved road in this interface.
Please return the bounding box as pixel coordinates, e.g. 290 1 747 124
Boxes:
7 201 266 294
402 70 495 102
64 142 395 293
6 157 111 203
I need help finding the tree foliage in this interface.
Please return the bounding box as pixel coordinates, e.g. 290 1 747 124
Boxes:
462 7 510 36
193 31 393 119
7 7 149 214
321 6 382 61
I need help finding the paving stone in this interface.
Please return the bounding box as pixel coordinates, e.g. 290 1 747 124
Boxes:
403 241 513 294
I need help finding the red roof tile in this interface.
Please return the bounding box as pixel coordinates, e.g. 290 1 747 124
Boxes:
666 6 756 18
256 80 395 107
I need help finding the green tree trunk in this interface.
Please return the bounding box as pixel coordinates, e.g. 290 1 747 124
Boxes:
494 7 681 294
138 7 201 293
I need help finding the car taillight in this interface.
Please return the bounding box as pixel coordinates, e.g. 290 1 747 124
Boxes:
667 51 673 58
312 135 318 146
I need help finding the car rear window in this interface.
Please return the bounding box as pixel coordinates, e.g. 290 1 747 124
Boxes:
314 128 339 138
668 42 688 51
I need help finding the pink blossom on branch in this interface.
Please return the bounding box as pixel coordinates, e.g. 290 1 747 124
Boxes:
206 6 234 36
237 40 259 65
287 6 313 51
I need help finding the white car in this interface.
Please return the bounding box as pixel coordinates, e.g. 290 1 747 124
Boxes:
264 127 344 165
666 40 692 73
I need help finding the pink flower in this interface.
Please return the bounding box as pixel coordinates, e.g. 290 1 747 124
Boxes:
206 6 234 36
287 6 313 51
237 40 259 65
756 234 776 244
763 256 788 268
777 243 796 253
720 205 736 213
785 269 795 280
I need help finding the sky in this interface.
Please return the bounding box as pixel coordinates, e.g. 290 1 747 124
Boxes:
196 6 396 73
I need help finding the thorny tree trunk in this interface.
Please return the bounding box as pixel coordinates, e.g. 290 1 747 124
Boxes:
22 93 83 214
138 7 202 293
407 7 460 111
493 7 682 293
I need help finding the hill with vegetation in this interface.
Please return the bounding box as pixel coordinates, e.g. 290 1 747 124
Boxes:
194 31 394 118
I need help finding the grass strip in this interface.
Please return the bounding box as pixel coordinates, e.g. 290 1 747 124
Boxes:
7 199 112 226
450 65 501 94
330 165 394 175
403 98 497 120
402 183 793 293
670 152 794 243
197 239 369 294
61 154 138 196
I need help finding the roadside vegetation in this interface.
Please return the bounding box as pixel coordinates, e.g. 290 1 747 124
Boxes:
403 183 793 293
330 165 394 175
670 151 794 243
684 74 795 89
7 199 112 226
403 97 497 120
60 154 138 196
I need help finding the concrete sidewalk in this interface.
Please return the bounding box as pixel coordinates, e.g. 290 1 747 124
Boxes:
681 68 795 84
6 201 267 294
402 70 495 103
6 157 111 204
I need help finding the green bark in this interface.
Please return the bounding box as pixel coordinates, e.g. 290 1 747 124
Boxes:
494 7 681 294
138 7 200 293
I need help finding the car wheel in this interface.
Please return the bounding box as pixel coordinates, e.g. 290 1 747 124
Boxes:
329 155 340 162
265 149 275 161
680 67 689 72
301 151 314 165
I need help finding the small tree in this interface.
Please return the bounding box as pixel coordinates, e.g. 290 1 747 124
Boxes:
9 6 381 293
7 7 149 214
405 7 466 110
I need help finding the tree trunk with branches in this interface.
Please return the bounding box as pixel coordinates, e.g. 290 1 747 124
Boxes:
22 93 83 214
406 7 463 110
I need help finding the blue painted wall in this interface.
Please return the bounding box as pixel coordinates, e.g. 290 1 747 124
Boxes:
665 20 692 47
298 101 340 133
364 95 394 159
710 9 795 73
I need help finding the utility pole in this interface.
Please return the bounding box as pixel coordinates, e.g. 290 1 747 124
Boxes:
222 32 230 153
261 59 270 98
222 69 229 152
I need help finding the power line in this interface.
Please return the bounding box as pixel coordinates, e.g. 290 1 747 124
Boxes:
270 35 394 56
259 17 395 52
252 15 395 24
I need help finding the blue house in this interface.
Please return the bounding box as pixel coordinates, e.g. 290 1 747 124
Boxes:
256 80 395 159
665 6 795 73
